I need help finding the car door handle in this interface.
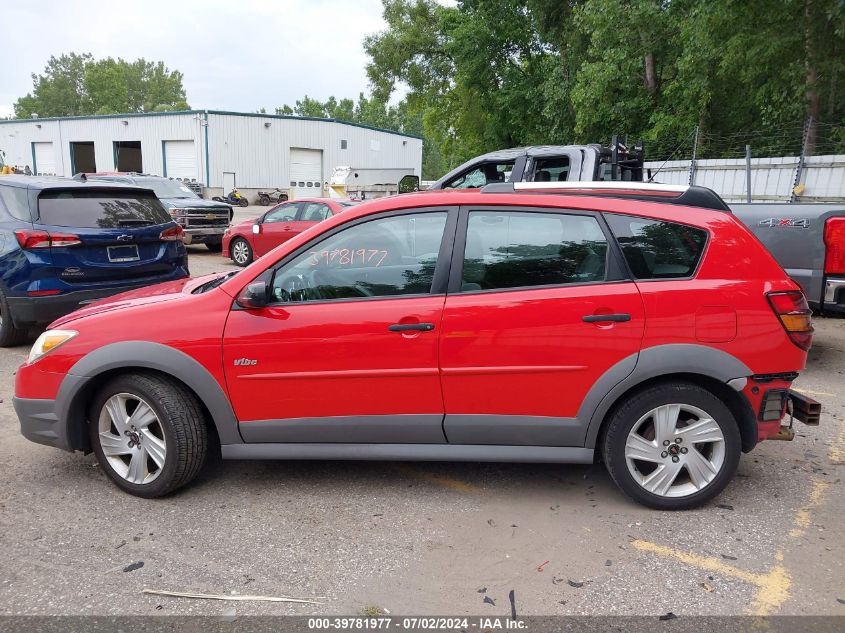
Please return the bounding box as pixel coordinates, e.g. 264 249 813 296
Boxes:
582 313 631 323
388 323 436 332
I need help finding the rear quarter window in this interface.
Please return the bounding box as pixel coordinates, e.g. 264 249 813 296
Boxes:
0 185 33 221
37 190 172 228
605 214 708 279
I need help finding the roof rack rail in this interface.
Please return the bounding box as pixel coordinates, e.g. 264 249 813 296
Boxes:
480 182 731 212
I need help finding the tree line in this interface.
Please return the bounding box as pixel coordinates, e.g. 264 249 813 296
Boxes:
12 1 845 180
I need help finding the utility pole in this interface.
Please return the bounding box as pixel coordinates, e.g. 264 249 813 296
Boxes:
688 126 699 186
791 116 812 202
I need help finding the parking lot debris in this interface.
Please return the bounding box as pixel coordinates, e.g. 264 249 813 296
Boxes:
701 582 714 592
837 598 845 605
123 561 144 572
716 504 735 510
605 560 612 566
508 590 516 620
567 580 584 588
552 576 565 585
536 560 550 572
142 589 322 605
115 541 127 550
721 554 738 561
659 612 677 621
487 519 497 527
478 587 487 593
483 596 496 606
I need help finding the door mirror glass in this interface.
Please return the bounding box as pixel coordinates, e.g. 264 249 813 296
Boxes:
398 174 420 194
252 224 260 234
236 281 269 309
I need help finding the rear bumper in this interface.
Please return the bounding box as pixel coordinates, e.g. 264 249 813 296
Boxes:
182 227 226 245
823 277 845 313
7 271 189 327
13 396 70 451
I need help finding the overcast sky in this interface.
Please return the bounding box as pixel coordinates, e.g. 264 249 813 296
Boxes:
0 0 436 118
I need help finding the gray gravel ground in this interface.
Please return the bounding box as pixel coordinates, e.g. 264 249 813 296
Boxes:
0 239 843 617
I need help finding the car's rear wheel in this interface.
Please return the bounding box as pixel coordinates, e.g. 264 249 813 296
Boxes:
230 237 253 266
0 289 30 347
602 382 740 510
89 373 208 498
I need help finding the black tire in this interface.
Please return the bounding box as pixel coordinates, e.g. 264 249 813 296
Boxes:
259 195 270 206
229 237 253 266
239 197 249 207
89 373 208 498
602 382 741 510
205 241 223 253
0 289 30 347
278 193 289 202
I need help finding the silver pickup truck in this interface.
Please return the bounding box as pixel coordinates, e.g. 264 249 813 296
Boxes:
429 144 845 313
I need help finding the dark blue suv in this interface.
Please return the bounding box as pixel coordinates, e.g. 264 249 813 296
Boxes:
0 176 189 346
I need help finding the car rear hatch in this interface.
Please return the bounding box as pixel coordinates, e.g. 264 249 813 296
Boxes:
34 187 183 286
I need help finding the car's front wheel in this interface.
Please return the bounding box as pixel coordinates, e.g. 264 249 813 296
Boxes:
89 373 208 498
230 237 253 266
602 382 741 510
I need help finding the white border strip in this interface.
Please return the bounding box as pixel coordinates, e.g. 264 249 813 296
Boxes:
513 181 690 193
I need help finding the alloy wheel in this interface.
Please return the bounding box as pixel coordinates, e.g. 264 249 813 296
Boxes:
97 393 167 485
232 240 250 265
624 403 726 498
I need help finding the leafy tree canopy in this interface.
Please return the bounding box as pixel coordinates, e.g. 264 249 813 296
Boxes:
14 53 189 118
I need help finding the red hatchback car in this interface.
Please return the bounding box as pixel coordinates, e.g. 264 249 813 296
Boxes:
14 183 820 509
223 197 356 266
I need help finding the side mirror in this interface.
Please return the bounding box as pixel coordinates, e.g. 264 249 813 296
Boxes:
398 174 420 194
236 281 269 309
252 223 260 234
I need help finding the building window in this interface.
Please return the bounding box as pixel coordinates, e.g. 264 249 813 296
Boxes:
340 140 348 150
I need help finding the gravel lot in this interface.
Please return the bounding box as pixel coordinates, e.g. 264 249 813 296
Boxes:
0 232 843 617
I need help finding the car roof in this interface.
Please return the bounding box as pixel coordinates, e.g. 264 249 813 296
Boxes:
0 175 149 192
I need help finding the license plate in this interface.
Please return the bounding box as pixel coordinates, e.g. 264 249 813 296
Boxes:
107 244 140 263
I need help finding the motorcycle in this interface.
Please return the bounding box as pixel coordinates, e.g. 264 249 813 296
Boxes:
213 189 250 207
257 188 289 205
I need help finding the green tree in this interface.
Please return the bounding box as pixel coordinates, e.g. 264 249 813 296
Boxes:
14 53 189 118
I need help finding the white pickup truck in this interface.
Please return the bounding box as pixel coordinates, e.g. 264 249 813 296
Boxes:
428 144 845 314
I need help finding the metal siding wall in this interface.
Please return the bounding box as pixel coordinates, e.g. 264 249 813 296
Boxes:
205 114 422 189
645 155 845 202
0 114 203 179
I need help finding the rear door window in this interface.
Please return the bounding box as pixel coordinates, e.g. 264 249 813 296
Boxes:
532 157 570 182
605 214 708 279
443 162 514 189
38 190 172 228
461 211 608 291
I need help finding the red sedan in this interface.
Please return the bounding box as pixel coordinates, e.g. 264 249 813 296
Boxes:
223 198 356 266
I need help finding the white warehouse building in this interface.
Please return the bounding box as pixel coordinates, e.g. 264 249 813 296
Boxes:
0 110 423 199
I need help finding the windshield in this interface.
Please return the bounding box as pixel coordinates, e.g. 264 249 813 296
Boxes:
139 178 199 199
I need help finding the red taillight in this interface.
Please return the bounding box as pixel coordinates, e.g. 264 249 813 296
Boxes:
767 290 814 350
14 230 81 249
159 224 183 242
27 289 62 297
824 217 845 275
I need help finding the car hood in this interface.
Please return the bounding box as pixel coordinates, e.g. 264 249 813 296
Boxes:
49 274 221 327
159 198 231 210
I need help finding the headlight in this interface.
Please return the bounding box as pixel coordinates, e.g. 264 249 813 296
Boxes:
28 330 77 364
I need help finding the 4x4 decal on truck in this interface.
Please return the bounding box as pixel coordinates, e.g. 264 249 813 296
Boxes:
758 218 810 228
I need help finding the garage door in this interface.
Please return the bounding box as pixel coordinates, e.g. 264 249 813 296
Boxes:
290 148 323 198
164 141 198 181
32 142 57 176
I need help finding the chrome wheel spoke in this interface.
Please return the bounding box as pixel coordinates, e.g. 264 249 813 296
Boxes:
625 433 661 463
641 462 683 496
128 401 157 430
653 404 681 444
105 396 128 433
144 433 166 469
676 417 723 445
99 432 131 456
685 447 719 489
126 448 148 484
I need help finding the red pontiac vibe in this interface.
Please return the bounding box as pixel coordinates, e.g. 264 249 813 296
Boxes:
14 182 820 509
222 197 356 266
